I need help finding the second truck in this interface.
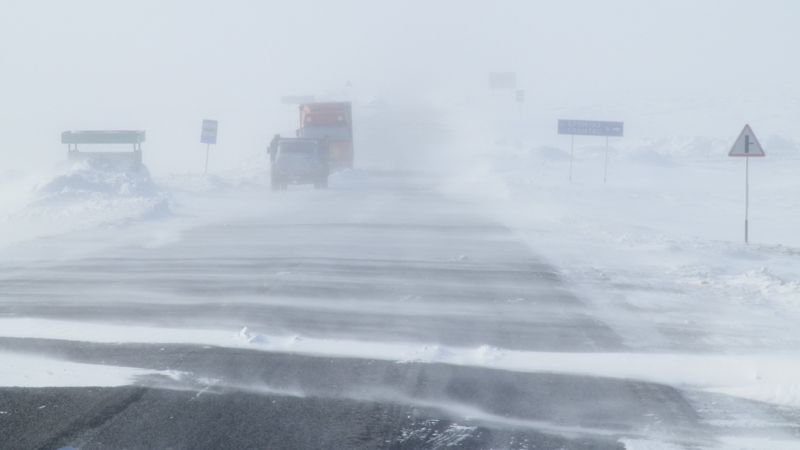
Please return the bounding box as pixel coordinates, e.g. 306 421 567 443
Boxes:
297 102 353 170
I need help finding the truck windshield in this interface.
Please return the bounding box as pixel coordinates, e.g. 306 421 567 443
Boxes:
300 125 351 141
279 141 318 157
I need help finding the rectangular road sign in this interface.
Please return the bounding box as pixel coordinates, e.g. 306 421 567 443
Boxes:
558 119 624 137
62 130 145 144
729 124 765 157
489 72 516 90
201 119 218 145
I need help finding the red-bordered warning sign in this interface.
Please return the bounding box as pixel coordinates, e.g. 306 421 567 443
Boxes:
729 124 766 157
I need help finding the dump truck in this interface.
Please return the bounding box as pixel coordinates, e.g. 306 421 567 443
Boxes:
268 136 329 191
297 102 353 169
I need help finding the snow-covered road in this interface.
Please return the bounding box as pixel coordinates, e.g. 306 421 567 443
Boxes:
1 167 799 449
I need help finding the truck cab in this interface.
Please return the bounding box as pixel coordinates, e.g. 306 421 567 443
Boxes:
269 137 329 191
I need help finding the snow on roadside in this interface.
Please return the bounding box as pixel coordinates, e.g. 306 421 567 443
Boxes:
712 436 800 450
158 150 270 194
621 436 800 450
620 438 687 450
426 127 800 417
438 134 800 354
0 159 169 251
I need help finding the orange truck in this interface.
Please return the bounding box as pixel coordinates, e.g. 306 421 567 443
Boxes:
298 102 353 169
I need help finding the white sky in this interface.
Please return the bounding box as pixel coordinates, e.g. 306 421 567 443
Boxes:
0 0 797 172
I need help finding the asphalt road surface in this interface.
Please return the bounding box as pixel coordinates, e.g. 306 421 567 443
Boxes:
1 171 796 449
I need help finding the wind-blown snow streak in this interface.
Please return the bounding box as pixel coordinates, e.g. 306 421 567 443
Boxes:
352 389 630 439
1 318 799 409
0 351 183 388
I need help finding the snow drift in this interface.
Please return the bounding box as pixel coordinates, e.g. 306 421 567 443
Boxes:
0 159 170 250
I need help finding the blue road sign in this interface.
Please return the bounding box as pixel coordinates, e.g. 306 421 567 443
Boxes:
201 119 218 145
558 119 624 137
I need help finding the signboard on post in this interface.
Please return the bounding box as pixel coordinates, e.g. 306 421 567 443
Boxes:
729 124 766 244
201 119 218 145
558 120 624 137
557 119 624 183
200 119 218 174
489 72 516 90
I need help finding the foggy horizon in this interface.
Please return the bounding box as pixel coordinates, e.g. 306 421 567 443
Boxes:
2 0 798 173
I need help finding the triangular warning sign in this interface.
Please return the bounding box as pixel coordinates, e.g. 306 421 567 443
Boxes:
729 124 766 157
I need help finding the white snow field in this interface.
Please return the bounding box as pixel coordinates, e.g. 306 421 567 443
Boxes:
447 131 800 353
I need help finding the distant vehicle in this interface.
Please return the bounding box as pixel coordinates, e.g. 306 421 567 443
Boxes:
297 102 353 169
268 137 329 191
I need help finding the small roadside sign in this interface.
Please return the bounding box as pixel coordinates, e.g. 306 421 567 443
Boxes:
729 124 766 244
558 119 624 137
729 124 765 157
515 89 525 103
557 119 624 183
201 119 218 145
489 72 516 90
200 119 218 174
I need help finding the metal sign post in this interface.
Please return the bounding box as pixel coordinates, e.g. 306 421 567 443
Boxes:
569 135 574 182
745 157 749 243
204 143 211 174
604 136 609 184
728 124 766 244
200 119 218 174
558 119 624 182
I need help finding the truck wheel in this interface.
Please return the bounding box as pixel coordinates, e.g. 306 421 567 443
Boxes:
271 176 281 192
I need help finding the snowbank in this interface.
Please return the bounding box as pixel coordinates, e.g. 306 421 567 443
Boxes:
0 159 170 250
35 159 159 199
